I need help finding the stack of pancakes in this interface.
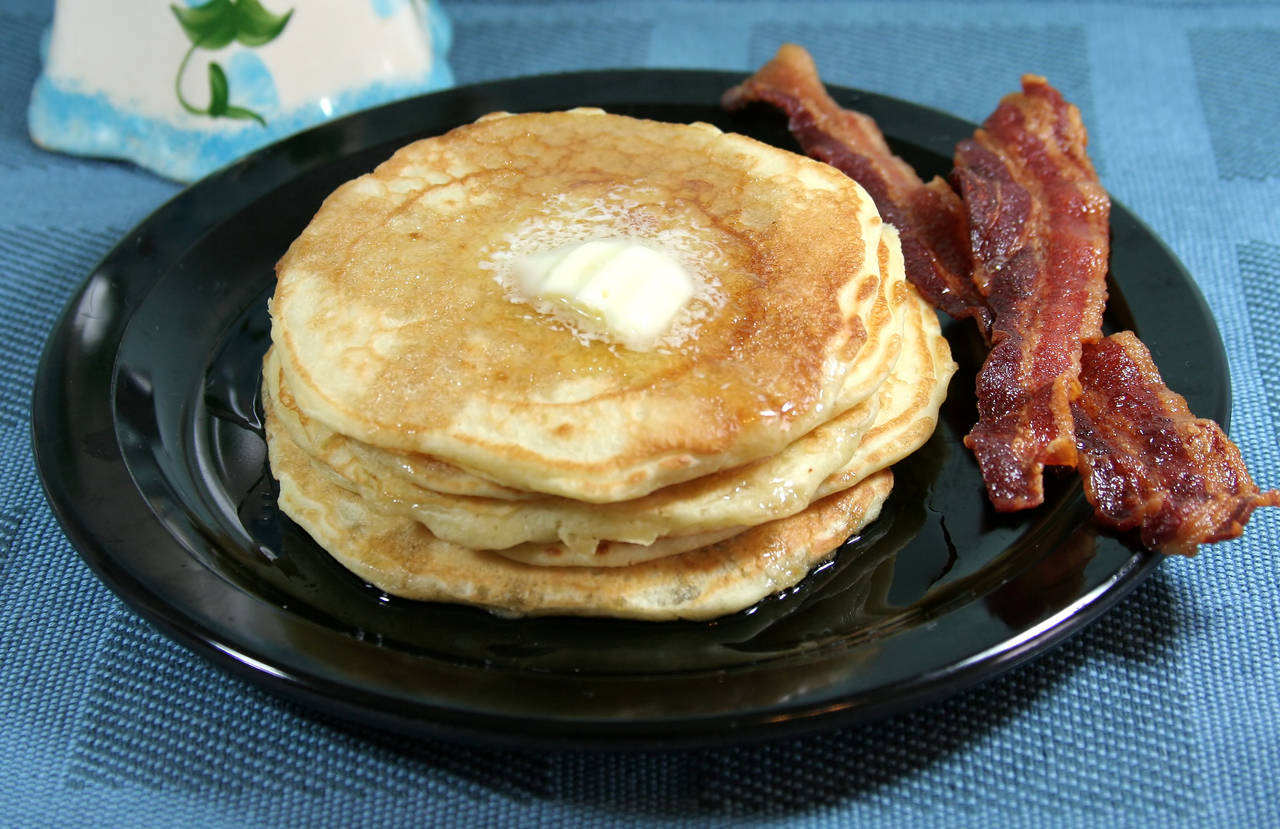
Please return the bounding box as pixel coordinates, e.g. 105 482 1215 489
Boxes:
264 109 956 620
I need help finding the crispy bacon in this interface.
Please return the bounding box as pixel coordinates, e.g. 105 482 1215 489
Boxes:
1073 333 1280 555
955 76 1112 511
722 44 992 334
723 52 1277 553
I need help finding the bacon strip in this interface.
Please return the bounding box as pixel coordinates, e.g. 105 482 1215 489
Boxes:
722 52 1277 553
722 44 992 334
1073 333 1280 555
955 76 1111 511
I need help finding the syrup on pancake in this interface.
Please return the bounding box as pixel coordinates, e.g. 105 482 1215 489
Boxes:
265 108 955 618
271 109 894 504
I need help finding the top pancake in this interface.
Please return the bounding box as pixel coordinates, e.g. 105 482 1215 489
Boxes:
272 109 889 503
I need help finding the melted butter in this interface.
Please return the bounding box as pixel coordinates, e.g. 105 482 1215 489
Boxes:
515 239 695 350
478 186 734 355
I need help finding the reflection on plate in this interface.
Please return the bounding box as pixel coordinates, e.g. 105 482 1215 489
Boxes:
32 71 1228 750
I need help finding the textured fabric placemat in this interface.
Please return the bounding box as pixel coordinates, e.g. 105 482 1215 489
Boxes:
3 1 1279 826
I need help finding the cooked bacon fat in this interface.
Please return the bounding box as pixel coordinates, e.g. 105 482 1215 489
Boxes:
723 44 991 333
1073 332 1280 555
956 75 1111 511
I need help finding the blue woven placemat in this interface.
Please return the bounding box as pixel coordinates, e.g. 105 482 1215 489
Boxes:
4 1 1279 826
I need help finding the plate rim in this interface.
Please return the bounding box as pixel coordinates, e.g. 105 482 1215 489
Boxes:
32 68 1225 750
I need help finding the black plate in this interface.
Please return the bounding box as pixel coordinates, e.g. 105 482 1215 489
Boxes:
32 70 1228 750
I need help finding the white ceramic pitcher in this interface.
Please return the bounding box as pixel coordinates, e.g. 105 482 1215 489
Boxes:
29 0 453 181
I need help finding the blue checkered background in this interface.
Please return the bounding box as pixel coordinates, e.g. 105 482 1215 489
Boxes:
4 1 1280 826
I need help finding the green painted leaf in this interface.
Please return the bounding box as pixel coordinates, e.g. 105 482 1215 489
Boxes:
234 0 293 47
171 0 289 126
170 0 237 50
207 61 229 117
223 105 267 125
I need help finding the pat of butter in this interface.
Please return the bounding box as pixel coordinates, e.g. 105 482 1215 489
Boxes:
516 239 695 348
